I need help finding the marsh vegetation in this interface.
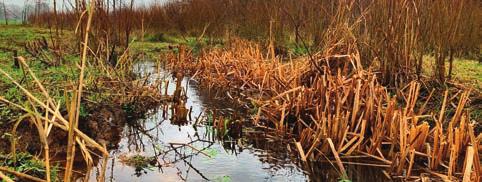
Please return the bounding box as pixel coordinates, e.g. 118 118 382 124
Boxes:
0 0 481 181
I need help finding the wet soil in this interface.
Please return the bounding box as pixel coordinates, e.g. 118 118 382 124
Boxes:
0 105 127 155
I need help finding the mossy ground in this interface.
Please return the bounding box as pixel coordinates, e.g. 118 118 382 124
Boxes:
131 32 224 57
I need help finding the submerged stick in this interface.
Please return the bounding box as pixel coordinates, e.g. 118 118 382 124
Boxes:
169 143 212 158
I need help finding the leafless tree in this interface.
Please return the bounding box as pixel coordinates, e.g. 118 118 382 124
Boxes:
2 0 7 25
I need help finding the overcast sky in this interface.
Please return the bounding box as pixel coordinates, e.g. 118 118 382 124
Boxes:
7 0 167 7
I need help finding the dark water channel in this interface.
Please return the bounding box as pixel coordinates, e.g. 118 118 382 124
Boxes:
83 61 386 182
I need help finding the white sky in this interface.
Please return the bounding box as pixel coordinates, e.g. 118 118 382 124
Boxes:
6 0 167 7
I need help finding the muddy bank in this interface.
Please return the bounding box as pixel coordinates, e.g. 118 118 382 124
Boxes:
0 100 161 156
0 99 169 182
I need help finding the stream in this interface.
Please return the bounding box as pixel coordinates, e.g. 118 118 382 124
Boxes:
81 61 386 182
83 61 309 181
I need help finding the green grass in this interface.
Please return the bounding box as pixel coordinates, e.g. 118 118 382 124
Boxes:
130 41 171 57
0 25 82 122
133 32 224 56
0 25 52 45
423 56 482 90
0 152 59 181
449 59 482 89
0 19 24 25
130 33 188 58
0 25 187 122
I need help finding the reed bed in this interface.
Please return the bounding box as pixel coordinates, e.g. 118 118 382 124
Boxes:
167 39 481 181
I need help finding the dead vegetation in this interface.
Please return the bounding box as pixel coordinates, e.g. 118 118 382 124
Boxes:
24 36 64 66
1 0 480 181
168 39 481 181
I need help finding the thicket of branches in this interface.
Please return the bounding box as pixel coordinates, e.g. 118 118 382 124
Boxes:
31 0 481 86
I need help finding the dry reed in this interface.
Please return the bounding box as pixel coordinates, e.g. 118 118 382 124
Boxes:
168 39 481 181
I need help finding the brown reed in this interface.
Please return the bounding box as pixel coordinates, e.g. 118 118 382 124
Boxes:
168 39 480 181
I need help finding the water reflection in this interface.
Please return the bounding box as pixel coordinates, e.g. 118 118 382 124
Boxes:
77 60 392 182
82 61 309 181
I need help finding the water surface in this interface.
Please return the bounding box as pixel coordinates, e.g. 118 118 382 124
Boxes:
86 61 310 181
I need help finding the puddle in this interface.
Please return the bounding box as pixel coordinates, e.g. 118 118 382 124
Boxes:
81 61 309 181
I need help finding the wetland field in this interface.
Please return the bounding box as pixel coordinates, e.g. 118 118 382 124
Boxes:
0 0 481 181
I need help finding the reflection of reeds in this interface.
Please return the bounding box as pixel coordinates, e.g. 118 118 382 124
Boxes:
168 39 480 181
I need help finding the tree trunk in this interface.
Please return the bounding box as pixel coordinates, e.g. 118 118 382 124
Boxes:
22 0 27 24
13 50 19 68
53 0 59 36
416 53 423 79
436 52 446 83
447 49 454 80
2 0 7 25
